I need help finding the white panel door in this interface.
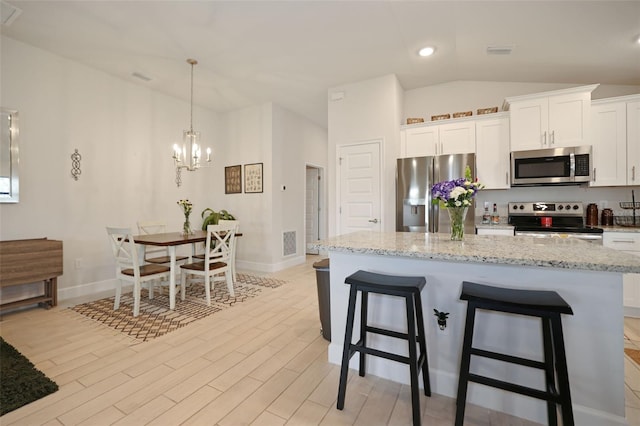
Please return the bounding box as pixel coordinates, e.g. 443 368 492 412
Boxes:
338 142 381 235
305 167 320 254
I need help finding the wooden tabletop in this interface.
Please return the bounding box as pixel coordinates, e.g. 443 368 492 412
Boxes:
132 230 242 247
132 231 207 246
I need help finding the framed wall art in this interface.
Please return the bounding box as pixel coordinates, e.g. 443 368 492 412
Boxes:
224 165 242 194
244 162 263 193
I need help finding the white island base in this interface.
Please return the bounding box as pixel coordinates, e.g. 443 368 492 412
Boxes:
327 251 626 425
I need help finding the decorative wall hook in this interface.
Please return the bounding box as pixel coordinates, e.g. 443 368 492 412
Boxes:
71 149 82 180
433 309 449 330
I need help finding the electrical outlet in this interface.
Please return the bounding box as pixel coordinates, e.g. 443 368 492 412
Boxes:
75 258 84 269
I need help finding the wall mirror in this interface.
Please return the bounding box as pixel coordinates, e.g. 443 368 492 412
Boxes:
0 108 19 203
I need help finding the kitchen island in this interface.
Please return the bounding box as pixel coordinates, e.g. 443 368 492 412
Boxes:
309 232 640 425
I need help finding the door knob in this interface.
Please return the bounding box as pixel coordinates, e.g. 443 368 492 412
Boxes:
368 219 379 223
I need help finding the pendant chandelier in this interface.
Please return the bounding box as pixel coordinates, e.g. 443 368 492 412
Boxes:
172 58 211 187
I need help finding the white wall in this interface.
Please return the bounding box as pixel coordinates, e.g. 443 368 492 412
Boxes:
0 36 223 301
219 102 328 272
327 74 403 236
0 36 328 303
272 104 328 268
403 80 640 125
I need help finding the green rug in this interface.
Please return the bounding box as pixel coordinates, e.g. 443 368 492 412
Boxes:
0 337 58 416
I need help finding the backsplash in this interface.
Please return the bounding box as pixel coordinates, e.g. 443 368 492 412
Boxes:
475 185 640 225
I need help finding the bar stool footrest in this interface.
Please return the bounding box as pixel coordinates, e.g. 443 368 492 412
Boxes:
351 343 411 365
365 325 409 341
470 347 546 370
468 373 561 402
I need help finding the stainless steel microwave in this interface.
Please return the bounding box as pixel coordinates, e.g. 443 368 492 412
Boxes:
510 146 592 186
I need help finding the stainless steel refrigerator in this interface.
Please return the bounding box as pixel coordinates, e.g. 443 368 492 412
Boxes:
396 154 476 234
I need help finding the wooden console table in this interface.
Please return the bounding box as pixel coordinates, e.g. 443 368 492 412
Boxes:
0 238 63 312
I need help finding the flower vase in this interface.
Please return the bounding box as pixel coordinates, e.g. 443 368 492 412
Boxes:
447 206 468 241
182 214 193 236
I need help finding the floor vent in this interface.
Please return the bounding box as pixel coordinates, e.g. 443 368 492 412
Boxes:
283 231 296 256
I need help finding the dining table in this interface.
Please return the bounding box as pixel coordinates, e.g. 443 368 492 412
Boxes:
132 229 242 310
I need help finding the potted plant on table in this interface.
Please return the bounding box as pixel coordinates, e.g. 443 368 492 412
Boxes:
201 208 235 230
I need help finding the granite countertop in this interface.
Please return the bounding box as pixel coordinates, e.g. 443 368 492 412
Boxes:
309 231 640 274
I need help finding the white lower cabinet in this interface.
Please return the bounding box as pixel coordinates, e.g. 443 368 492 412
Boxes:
603 231 640 311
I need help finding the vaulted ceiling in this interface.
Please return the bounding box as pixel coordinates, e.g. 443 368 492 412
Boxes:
2 1 639 127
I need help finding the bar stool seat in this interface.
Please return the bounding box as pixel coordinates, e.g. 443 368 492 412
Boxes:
337 270 430 426
455 281 574 426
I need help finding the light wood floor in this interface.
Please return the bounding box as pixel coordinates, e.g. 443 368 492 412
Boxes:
1 255 638 425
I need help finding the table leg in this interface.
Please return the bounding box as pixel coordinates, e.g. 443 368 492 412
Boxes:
169 246 176 310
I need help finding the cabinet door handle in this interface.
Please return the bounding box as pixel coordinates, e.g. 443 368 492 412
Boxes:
368 218 379 224
611 240 634 244
505 172 509 185
633 166 636 181
542 131 547 146
551 130 555 145
593 168 596 182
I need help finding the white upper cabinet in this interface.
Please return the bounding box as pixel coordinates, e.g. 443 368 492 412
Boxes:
400 118 475 158
591 96 640 187
401 125 438 157
628 100 640 186
439 120 476 155
504 84 598 151
591 99 628 186
475 115 510 189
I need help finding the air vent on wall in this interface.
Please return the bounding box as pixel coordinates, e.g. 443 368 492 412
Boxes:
1 1 22 26
486 45 514 55
283 231 296 256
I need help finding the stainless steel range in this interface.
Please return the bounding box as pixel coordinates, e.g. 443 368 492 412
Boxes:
508 201 603 244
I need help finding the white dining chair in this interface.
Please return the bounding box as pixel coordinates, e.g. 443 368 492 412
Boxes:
136 220 188 264
106 227 174 317
180 223 236 305
217 219 239 281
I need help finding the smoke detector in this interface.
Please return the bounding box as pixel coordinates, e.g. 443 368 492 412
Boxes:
486 45 514 55
1 1 22 26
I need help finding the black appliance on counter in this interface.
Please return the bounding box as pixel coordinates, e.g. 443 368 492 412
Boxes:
508 201 603 244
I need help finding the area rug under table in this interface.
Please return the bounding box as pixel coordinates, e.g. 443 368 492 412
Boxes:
69 273 286 342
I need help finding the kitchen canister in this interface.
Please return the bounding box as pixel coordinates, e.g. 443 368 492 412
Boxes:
601 208 614 226
586 203 598 226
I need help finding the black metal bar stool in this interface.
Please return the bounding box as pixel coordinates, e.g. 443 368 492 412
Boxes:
337 270 430 426
455 281 574 426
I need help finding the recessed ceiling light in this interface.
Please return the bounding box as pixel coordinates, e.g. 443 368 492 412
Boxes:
418 46 435 57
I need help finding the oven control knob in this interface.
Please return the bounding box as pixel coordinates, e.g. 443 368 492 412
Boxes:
519 204 524 210
558 205 564 210
572 204 579 210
